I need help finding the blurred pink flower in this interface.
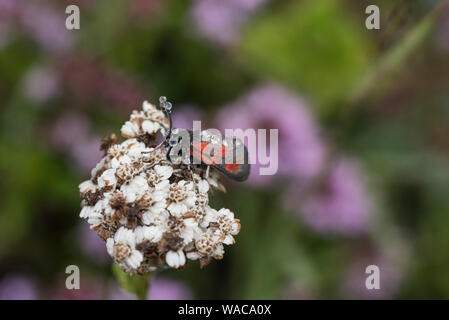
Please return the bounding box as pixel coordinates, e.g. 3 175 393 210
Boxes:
50 113 90 151
49 112 103 175
172 104 206 130
19 2 74 54
288 158 371 236
58 56 145 113
71 137 104 175
52 278 103 300
0 20 11 49
215 84 327 186
109 277 193 300
192 0 245 45
78 222 109 263
0 0 19 17
0 1 75 52
148 277 193 300
191 0 266 45
22 65 60 103
0 0 19 48
107 285 136 300
0 274 38 300
130 0 163 17
229 0 266 11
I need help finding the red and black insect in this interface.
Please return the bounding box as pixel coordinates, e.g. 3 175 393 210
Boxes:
159 97 250 182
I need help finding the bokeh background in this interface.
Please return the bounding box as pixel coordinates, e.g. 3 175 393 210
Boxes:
1 0 449 299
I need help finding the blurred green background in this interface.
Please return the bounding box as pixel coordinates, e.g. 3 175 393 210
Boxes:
1 0 449 299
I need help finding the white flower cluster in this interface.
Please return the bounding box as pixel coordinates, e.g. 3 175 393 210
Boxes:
78 101 241 275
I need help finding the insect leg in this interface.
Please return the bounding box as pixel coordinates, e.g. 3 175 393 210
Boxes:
205 165 210 180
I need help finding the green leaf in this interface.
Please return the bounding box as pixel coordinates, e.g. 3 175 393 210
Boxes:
350 1 448 104
80 0 129 54
239 0 371 111
112 263 150 300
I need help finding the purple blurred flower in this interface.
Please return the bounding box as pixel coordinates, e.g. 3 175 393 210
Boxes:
22 65 60 103
172 104 206 130
71 137 104 175
58 56 144 113
229 0 267 11
147 277 193 300
215 84 327 186
130 0 163 17
49 112 103 175
192 0 245 45
0 0 19 49
50 113 90 151
108 285 136 300
20 3 74 54
108 277 192 300
288 158 371 236
0 20 11 49
0 1 74 53
0 274 38 300
191 0 266 45
0 0 19 17
52 278 103 300
79 222 109 264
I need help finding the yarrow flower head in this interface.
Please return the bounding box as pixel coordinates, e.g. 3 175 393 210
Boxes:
79 100 241 275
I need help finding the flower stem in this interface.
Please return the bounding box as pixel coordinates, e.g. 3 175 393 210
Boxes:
112 263 151 300
349 0 449 104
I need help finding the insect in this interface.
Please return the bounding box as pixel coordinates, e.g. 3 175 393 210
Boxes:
158 96 250 182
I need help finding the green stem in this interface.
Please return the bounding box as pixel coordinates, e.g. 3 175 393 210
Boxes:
112 263 151 300
349 0 448 104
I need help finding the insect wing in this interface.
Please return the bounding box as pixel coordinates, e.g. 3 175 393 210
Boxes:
212 138 250 182
190 141 215 165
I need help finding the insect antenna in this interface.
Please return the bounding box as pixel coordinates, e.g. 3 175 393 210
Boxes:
159 96 173 147
141 96 175 154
